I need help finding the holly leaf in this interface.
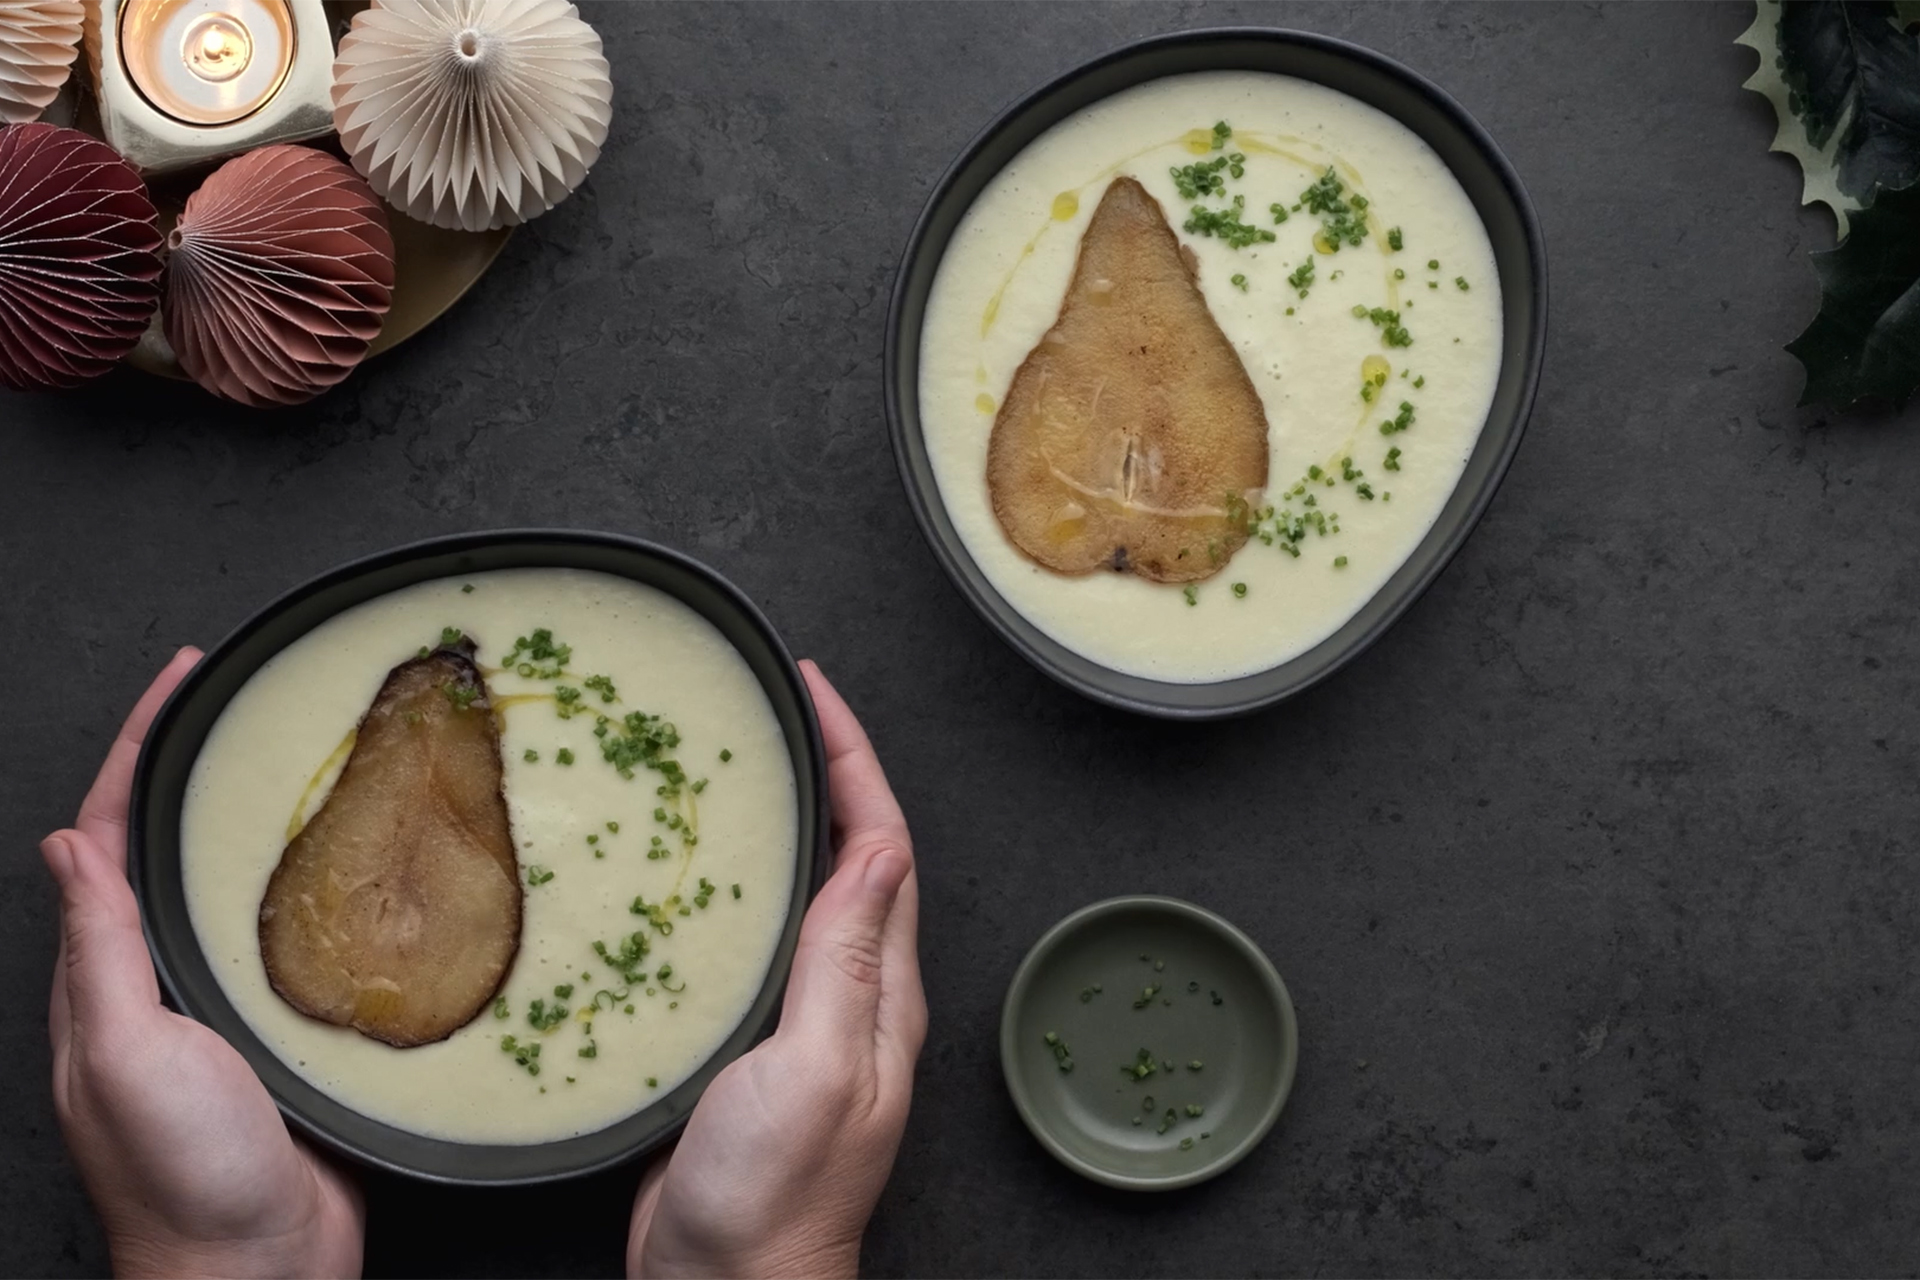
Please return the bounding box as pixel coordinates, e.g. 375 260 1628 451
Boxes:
1786 179 1920 409
1738 0 1920 234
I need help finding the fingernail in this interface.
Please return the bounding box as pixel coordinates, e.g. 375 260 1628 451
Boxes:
864 846 910 900
40 835 74 882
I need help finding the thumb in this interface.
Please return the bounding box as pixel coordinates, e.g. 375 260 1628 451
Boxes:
781 840 912 1048
42 828 162 1038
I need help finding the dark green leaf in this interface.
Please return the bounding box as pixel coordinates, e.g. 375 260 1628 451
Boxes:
1786 179 1920 408
1778 1 1920 202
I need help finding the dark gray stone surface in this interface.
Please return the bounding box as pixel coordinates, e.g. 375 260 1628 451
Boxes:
4 1 1916 1275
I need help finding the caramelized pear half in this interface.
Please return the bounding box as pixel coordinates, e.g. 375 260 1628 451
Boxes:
988 176 1270 583
259 639 520 1047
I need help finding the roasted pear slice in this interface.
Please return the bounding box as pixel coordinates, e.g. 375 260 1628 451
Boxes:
259 638 520 1047
988 175 1270 583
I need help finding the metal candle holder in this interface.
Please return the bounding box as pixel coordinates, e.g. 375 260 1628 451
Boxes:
83 0 333 175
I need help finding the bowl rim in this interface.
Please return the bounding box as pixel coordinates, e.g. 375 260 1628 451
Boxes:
126 528 829 1185
998 894 1299 1191
883 26 1549 719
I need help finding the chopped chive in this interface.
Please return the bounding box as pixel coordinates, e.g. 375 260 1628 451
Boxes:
524 748 539 763
556 748 575 765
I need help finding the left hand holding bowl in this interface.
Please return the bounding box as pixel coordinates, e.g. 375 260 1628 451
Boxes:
41 648 366 1279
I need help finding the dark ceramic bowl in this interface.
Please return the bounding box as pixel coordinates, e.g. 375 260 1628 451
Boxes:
128 530 829 1185
885 28 1548 719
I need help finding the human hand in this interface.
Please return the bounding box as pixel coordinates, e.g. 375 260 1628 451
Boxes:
43 648 365 1279
627 660 927 1279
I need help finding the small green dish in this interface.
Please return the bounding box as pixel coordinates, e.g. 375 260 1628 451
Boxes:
1000 896 1298 1191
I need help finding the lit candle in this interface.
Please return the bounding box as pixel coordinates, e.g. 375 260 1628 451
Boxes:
119 0 294 126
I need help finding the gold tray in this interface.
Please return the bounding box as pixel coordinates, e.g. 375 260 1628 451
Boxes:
43 79 511 383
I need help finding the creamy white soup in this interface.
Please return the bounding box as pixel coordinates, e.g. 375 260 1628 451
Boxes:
183 568 797 1144
920 71 1504 683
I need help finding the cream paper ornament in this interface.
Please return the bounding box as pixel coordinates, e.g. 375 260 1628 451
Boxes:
0 1 84 125
331 0 612 233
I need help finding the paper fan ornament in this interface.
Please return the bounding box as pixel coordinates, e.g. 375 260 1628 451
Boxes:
164 145 395 407
332 0 613 233
0 122 160 391
0 1 83 126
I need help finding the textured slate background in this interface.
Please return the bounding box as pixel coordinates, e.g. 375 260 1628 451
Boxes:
5 2 1918 1275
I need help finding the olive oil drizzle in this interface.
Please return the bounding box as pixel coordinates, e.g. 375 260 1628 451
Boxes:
977 128 1369 342
286 728 357 842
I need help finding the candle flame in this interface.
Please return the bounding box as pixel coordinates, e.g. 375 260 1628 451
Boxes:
182 14 252 83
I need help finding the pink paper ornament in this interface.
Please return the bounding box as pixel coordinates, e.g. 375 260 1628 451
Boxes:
165 144 396 407
0 121 161 391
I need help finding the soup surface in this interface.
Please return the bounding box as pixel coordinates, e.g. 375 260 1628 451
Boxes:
183 568 797 1144
920 70 1504 682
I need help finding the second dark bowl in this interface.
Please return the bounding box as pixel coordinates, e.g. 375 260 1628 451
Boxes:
128 529 829 1185
884 28 1548 719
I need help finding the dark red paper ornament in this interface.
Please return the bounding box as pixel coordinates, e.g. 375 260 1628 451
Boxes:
165 145 395 408
0 122 161 391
